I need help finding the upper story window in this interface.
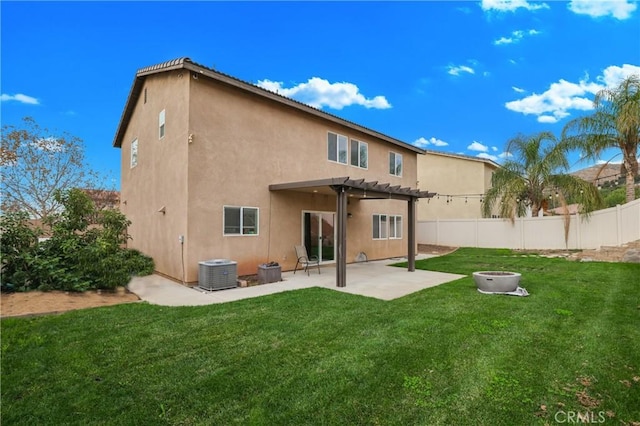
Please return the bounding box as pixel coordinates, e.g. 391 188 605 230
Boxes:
389 152 403 177
328 132 348 164
159 109 166 139
130 139 138 168
224 206 259 236
350 139 368 169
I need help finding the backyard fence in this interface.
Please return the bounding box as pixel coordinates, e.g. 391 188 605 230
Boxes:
418 198 640 250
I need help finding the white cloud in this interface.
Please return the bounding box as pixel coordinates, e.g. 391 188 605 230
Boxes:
447 65 475 76
477 152 499 161
492 146 499 152
505 77 596 122
494 29 541 45
598 64 640 87
257 77 391 110
596 159 623 164
494 36 515 45
0 93 39 105
537 115 562 123
568 0 637 19
512 86 526 93
481 0 549 12
468 141 489 152
504 64 640 123
414 136 449 148
499 151 514 159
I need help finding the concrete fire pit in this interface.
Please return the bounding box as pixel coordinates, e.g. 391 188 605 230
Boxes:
473 271 521 293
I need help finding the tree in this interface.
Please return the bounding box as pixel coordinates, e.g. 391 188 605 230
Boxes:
562 74 640 203
1 188 154 292
1 116 101 220
482 132 602 221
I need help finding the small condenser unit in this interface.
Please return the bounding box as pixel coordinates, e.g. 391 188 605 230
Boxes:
198 259 237 290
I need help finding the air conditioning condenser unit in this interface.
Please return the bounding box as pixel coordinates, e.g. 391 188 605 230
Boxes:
198 259 237 291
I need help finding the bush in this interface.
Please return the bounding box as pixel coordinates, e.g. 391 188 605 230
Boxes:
1 189 154 292
601 186 640 208
0 211 41 291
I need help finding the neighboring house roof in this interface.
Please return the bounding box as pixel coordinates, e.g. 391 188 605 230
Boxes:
79 188 120 209
422 149 500 169
113 57 425 155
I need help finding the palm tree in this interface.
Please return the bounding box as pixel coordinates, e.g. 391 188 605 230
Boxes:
482 132 602 221
562 74 640 203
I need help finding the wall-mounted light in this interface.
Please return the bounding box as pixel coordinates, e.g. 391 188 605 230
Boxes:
347 213 353 218
158 206 166 215
188 133 194 144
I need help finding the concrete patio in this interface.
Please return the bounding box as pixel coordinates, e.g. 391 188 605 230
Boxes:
127 255 466 306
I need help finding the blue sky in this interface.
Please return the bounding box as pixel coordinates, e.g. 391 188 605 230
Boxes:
2 0 639 189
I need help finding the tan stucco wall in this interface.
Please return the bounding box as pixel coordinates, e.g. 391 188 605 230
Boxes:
120 70 420 282
417 153 496 220
119 71 190 280
184 75 418 280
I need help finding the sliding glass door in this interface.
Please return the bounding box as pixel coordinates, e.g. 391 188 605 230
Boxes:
302 211 335 263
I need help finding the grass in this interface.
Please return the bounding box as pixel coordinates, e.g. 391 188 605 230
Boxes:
2 248 639 425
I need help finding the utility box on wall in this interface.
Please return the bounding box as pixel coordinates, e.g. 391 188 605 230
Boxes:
198 259 237 290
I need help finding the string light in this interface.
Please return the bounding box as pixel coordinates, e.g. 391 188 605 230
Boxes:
432 193 486 202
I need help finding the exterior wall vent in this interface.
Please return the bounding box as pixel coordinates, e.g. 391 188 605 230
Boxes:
198 259 237 290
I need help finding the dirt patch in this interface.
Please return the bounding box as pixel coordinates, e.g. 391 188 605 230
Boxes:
418 244 459 256
1 288 140 318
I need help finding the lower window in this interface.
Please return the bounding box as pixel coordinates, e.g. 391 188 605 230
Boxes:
373 214 388 239
224 206 259 235
373 214 403 239
389 215 403 239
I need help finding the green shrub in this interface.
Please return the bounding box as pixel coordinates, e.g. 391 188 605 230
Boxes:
1 189 154 292
0 211 41 291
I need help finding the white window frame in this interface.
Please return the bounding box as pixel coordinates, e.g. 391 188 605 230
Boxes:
350 139 368 169
328 132 348 164
159 109 166 139
389 215 403 239
223 206 259 236
130 139 138 168
389 151 403 177
372 214 388 240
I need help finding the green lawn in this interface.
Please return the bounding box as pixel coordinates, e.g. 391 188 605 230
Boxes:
2 248 639 425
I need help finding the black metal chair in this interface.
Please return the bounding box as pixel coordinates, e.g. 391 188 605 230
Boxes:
294 245 320 275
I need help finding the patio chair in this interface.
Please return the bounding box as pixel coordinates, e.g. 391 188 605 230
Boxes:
294 245 320 275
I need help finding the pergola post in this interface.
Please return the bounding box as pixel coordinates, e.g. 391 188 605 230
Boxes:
335 186 348 287
408 197 416 272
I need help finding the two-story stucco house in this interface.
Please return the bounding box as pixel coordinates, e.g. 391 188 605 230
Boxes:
417 150 499 220
113 58 433 286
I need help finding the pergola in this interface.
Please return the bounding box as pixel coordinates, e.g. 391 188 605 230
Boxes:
269 177 436 288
